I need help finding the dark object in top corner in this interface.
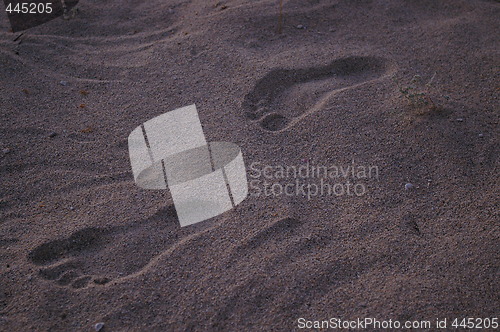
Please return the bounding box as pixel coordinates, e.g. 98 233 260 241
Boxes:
4 0 79 32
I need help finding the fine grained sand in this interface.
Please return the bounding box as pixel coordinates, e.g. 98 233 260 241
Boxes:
0 0 498 330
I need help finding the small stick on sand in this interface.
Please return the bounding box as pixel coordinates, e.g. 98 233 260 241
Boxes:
278 0 283 33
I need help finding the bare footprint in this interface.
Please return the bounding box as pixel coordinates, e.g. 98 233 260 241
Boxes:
225 216 312 266
243 56 389 131
212 216 370 324
27 204 188 289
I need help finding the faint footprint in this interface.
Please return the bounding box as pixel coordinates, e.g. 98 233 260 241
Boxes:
28 204 185 289
67 132 96 143
214 216 369 322
227 217 306 261
243 56 390 131
227 216 335 264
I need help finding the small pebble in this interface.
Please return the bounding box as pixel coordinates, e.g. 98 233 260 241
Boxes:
296 24 305 29
60 80 68 86
69 206 74 211
456 118 464 122
95 322 104 331
48 132 57 138
405 183 414 190
478 133 484 138
2 148 10 154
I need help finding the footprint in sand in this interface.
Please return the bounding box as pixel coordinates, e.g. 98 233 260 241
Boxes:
27 204 191 289
242 56 389 131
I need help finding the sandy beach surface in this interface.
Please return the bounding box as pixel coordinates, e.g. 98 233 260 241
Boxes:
0 0 499 330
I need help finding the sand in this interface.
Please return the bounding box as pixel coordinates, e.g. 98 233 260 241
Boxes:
0 0 499 330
